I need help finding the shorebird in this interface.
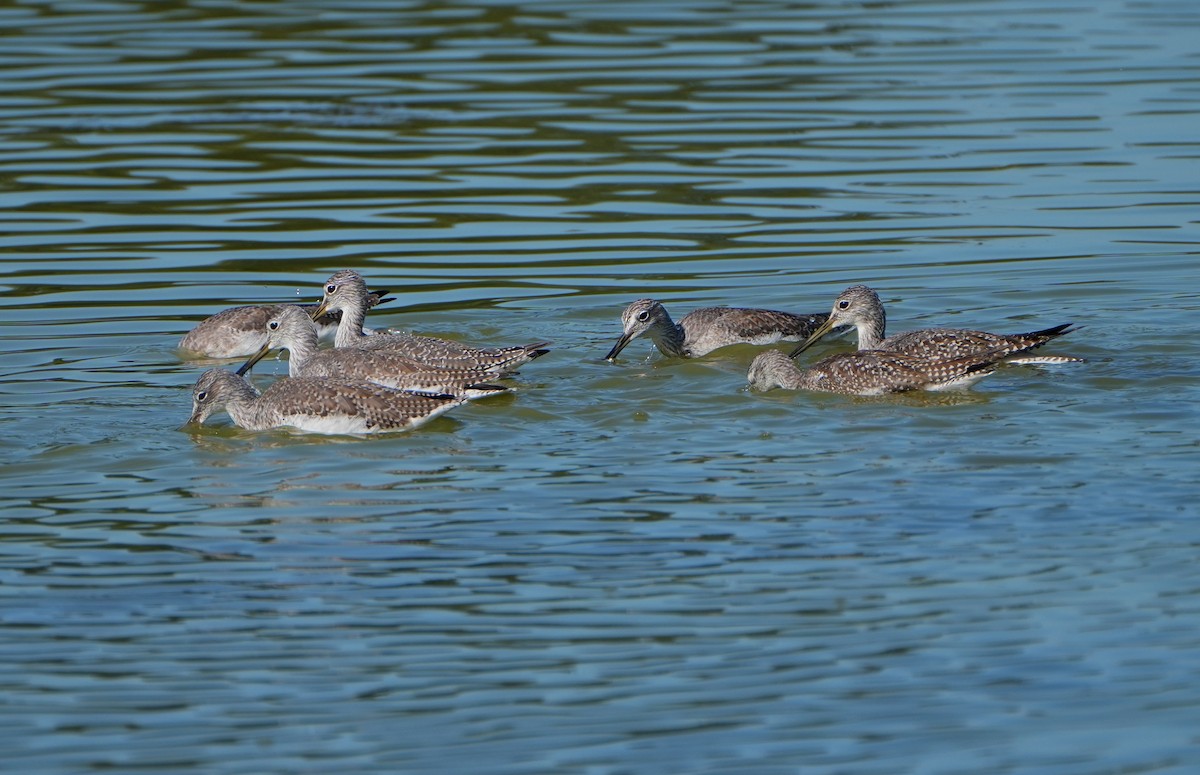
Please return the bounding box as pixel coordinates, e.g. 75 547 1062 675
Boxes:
789 285 1082 364
604 298 830 361
178 288 393 358
748 349 1002 395
184 369 467 434
236 306 509 400
311 269 550 370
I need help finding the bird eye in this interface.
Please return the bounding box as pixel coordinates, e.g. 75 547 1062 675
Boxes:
269 321 279 330
837 300 850 310
637 311 650 322
326 284 337 294
196 391 208 402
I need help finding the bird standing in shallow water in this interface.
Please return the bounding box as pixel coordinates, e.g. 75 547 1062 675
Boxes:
748 349 1003 395
311 269 550 371
605 298 830 361
236 306 509 400
789 285 1083 364
178 289 394 359
185 369 467 434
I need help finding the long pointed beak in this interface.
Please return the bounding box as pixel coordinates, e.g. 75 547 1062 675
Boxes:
236 343 271 376
183 409 202 428
309 298 331 321
605 331 635 362
789 316 838 359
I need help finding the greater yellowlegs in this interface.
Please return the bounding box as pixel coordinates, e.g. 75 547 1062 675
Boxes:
604 298 830 361
236 306 509 400
185 369 467 434
179 288 394 358
789 285 1082 364
311 269 551 370
748 349 1002 395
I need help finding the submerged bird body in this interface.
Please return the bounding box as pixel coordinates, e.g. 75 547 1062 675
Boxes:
180 304 286 358
312 269 550 370
748 349 1000 396
605 298 830 360
237 306 509 399
790 285 1082 364
186 369 465 434
179 289 393 358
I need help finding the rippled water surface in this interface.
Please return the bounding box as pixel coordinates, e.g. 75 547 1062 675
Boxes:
2 1 1199 772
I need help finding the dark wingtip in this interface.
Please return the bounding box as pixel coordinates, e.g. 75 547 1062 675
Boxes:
400 390 457 401
466 383 509 393
965 360 1000 375
1032 322 1075 338
520 342 551 360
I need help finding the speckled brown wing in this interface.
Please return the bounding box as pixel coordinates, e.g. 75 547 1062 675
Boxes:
882 323 1074 361
203 304 275 331
266 377 457 430
179 304 283 357
304 349 509 395
812 351 935 393
349 383 458 431
705 307 830 341
806 348 1002 394
910 350 1001 386
353 331 551 370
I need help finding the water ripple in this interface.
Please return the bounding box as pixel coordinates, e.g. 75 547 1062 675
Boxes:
2 0 1199 772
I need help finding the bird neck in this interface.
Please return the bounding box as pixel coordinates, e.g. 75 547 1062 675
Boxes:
856 308 887 350
648 313 687 357
333 299 369 348
285 326 321 376
222 376 262 427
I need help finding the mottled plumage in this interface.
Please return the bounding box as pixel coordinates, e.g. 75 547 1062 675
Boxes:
178 288 393 358
185 369 465 434
789 285 1082 364
311 269 550 370
605 298 830 360
748 349 1000 396
236 306 509 400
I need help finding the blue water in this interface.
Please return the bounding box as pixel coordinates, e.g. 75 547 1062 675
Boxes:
1 0 1199 772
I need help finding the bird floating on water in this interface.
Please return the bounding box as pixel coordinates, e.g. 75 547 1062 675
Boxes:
185 368 468 434
789 285 1083 364
605 298 830 361
748 348 1004 395
236 305 509 400
311 269 550 371
178 288 394 359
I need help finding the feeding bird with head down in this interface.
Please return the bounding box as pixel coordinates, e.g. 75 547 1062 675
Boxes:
605 298 831 361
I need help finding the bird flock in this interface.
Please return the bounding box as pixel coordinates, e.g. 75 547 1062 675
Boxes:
180 272 1082 435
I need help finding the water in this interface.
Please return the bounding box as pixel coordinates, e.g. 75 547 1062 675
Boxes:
2 0 1199 772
